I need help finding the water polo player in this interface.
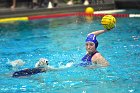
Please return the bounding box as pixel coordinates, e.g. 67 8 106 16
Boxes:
80 29 110 67
12 58 73 78
80 14 116 67
12 58 49 77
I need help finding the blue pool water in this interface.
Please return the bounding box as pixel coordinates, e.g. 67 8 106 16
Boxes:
0 15 140 93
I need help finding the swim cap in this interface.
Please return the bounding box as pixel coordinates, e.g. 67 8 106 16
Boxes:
86 34 98 48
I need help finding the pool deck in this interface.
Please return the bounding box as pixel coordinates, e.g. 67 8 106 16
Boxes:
0 3 116 18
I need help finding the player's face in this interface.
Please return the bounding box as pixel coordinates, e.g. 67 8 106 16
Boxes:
85 42 96 53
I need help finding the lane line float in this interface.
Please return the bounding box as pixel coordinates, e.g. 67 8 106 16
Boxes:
0 17 28 23
0 12 140 23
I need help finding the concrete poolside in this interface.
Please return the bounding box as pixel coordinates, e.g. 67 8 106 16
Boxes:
0 3 116 18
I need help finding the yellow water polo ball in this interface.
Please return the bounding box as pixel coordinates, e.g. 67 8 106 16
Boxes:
85 7 94 14
101 15 116 30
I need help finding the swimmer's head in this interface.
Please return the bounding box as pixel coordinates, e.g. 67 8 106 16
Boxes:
35 58 49 68
86 34 98 48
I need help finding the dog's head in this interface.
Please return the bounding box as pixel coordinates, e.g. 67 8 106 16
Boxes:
35 58 48 68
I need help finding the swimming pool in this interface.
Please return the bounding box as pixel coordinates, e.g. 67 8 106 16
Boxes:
0 13 140 93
